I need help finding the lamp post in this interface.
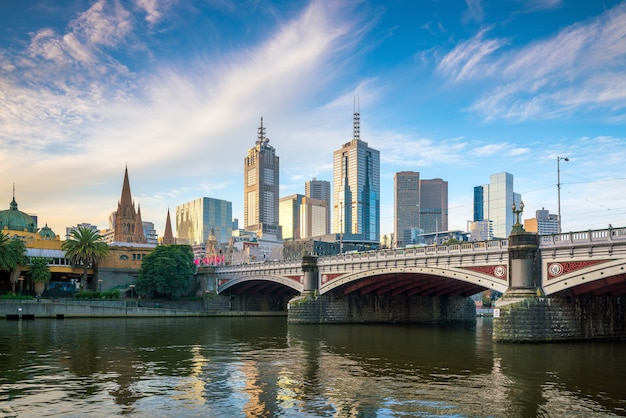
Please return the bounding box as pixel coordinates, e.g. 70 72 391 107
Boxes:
98 279 103 293
557 156 569 234
129 284 135 301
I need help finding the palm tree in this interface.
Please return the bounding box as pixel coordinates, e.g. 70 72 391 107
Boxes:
28 257 51 297
62 227 109 291
0 231 26 293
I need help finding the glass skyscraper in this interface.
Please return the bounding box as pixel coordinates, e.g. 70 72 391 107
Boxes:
473 172 521 239
332 111 380 243
176 197 233 245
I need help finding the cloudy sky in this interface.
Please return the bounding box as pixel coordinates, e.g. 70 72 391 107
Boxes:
1 0 625 239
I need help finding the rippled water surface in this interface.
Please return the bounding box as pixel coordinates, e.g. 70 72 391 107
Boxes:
1 317 625 417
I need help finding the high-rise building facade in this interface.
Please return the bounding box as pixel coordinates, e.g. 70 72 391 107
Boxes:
419 178 448 235
305 178 331 235
280 194 328 241
473 172 521 239
394 171 420 248
394 172 448 247
176 197 232 245
333 111 380 243
244 118 281 239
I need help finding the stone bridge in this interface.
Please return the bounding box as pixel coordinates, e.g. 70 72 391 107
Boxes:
207 226 626 342
214 226 626 298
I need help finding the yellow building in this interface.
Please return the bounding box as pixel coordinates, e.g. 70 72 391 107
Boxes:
0 194 87 294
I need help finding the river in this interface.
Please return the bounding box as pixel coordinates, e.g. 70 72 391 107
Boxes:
1 317 625 417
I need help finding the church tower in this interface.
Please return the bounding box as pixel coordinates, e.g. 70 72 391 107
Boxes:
113 166 146 244
162 208 175 245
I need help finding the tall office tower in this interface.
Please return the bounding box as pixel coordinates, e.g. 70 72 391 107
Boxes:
333 109 380 243
420 178 448 235
244 117 281 239
394 171 420 248
394 172 448 247
473 172 521 239
176 197 233 245
305 178 331 234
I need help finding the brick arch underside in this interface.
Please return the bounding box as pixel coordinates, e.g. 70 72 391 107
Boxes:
548 271 626 297
322 271 497 298
218 276 301 297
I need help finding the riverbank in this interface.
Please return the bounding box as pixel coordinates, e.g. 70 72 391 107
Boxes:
0 299 286 318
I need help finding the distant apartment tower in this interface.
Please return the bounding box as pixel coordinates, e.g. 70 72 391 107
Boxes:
280 194 328 240
473 172 521 239
305 178 331 234
176 197 233 245
65 223 99 241
244 117 281 239
333 109 380 242
524 208 558 235
394 172 448 247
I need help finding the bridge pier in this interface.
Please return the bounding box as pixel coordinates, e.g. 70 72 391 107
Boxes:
494 222 626 342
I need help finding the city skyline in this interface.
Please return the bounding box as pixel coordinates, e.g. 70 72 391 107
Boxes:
1 0 626 239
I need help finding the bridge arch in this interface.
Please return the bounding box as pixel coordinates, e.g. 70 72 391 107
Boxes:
320 265 508 296
218 274 304 295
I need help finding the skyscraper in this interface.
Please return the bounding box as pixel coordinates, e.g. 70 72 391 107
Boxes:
280 194 328 240
473 172 521 239
305 178 331 235
333 109 380 243
244 117 281 239
394 172 448 247
176 197 233 245
394 171 420 247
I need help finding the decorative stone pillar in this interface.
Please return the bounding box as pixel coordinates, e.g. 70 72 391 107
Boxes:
506 202 540 297
302 254 318 293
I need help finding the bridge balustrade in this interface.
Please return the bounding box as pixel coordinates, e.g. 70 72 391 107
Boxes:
539 227 626 247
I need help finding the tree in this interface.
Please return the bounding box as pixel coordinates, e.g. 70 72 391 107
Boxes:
62 227 109 290
137 245 195 299
28 257 51 296
0 231 26 293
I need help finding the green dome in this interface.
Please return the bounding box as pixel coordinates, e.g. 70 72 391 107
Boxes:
0 197 37 233
39 223 56 239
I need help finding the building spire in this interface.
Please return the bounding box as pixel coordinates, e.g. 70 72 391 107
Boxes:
162 207 174 245
353 96 360 141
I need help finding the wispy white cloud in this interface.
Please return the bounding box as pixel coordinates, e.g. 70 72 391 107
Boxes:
439 2 626 121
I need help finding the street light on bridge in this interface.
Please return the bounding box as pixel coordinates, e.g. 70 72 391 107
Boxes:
557 156 569 234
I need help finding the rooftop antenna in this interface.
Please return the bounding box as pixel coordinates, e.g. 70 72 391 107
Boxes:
353 96 360 141
257 117 269 145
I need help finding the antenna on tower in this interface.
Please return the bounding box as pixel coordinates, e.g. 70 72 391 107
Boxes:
257 116 269 145
353 96 360 141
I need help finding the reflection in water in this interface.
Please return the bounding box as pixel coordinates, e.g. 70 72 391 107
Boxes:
0 317 624 417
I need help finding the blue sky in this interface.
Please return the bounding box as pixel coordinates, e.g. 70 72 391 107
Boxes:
1 0 625 239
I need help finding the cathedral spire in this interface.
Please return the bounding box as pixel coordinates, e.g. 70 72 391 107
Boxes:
134 204 146 244
162 208 174 245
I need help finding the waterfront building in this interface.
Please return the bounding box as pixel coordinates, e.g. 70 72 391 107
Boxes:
0 190 84 293
333 109 380 244
176 197 233 246
305 178 331 235
524 208 559 235
473 172 521 239
244 117 282 241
